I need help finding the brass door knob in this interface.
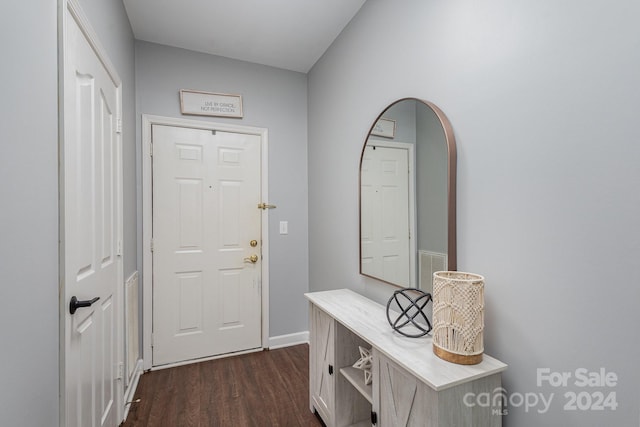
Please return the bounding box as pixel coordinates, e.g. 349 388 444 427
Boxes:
257 203 276 210
250 240 258 247
244 254 258 263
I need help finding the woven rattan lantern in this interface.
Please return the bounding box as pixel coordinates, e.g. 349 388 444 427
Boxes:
432 271 485 365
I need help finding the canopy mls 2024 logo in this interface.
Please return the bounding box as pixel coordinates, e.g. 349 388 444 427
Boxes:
463 367 618 416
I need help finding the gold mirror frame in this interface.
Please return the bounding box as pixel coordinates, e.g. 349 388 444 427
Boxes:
359 98 457 287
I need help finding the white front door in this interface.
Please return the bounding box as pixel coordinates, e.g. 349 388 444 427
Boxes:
361 144 411 286
152 125 262 366
62 1 123 426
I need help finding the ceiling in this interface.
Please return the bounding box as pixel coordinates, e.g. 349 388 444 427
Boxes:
122 0 366 73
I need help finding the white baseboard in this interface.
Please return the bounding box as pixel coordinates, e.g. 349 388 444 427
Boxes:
122 359 143 422
268 331 309 350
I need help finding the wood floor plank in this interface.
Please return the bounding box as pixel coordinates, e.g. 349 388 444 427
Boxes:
122 344 325 427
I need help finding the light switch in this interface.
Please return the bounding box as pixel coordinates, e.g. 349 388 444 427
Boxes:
279 221 288 235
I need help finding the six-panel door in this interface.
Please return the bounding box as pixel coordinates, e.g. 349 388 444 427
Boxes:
63 4 122 425
152 126 262 366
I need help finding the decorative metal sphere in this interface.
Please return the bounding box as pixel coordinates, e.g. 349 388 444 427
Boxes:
386 288 433 338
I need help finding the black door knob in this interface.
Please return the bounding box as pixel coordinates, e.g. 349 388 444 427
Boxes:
69 296 100 314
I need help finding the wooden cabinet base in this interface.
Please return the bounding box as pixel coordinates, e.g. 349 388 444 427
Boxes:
307 289 508 427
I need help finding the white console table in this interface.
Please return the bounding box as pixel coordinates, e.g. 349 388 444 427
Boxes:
306 289 507 427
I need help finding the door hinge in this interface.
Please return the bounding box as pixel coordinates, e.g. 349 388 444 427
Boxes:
117 239 123 257
117 362 124 380
149 141 153 157
371 411 377 425
116 118 122 134
150 239 154 252
151 333 154 347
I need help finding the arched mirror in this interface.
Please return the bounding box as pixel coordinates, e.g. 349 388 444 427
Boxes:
359 98 456 291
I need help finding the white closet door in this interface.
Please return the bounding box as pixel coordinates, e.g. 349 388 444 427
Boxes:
63 2 122 425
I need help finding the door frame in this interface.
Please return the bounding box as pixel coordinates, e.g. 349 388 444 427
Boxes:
141 114 270 370
58 0 125 424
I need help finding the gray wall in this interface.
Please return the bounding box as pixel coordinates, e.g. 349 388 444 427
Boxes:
0 1 135 425
308 1 640 425
135 41 309 337
0 2 60 426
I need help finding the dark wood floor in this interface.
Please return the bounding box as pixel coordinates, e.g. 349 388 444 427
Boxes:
121 344 325 427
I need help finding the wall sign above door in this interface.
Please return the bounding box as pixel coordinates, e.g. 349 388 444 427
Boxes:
180 89 244 118
370 117 396 138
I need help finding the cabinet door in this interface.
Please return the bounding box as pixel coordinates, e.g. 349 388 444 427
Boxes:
374 351 437 426
310 305 335 425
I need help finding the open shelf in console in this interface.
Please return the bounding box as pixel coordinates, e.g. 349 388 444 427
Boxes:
333 320 372 426
340 366 373 403
340 366 372 404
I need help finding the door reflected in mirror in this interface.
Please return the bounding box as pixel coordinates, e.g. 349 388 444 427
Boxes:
359 98 456 291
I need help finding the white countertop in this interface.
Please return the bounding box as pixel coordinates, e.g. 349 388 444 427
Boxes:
305 289 507 391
